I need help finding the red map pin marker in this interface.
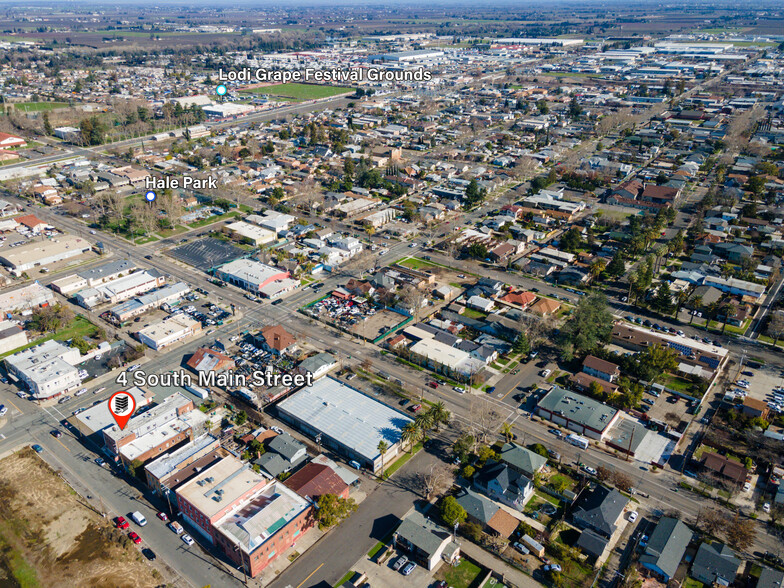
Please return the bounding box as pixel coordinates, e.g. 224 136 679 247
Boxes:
108 390 136 430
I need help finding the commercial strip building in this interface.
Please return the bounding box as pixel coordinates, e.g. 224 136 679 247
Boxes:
275 377 413 474
215 259 297 299
74 270 166 309
50 259 139 295
535 386 620 440
0 235 92 276
137 314 202 350
174 455 313 578
5 339 84 399
71 386 155 442
611 321 728 371
102 392 204 467
0 282 55 314
0 320 28 354
144 434 225 496
223 221 277 246
108 282 190 323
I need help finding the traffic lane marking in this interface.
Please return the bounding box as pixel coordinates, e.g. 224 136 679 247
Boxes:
296 563 324 588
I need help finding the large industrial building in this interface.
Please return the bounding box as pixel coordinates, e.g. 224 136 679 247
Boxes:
536 386 620 440
276 377 413 474
137 314 202 350
0 235 92 275
0 282 55 314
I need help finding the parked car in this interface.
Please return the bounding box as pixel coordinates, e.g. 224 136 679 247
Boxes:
142 548 156 561
50 429 62 438
128 531 142 545
544 564 562 573
540 369 551 378
402 562 416 576
168 521 184 535
393 555 408 571
628 511 638 523
582 466 597 476
115 516 129 530
156 512 168 522
181 534 194 546
94 457 106 466
0 405 7 417
513 542 530 555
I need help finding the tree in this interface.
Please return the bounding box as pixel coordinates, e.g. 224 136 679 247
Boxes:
528 443 549 458
462 521 483 542
613 472 634 492
596 466 613 483
461 465 475 479
725 513 755 551
512 332 530 355
766 312 784 346
696 508 726 537
440 496 467 527
314 494 357 529
500 423 514 443
652 282 675 315
466 243 488 259
559 227 582 253
377 440 389 477
558 293 614 359
42 111 53 136
401 422 420 453
631 344 679 384
606 250 626 278
464 179 485 207
428 402 451 431
234 411 247 426
588 380 605 399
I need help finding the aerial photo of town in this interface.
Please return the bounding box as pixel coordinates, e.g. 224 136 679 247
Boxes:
0 1 783 587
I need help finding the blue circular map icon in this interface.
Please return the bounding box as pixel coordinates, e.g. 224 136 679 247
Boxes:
216 84 227 96
145 190 156 203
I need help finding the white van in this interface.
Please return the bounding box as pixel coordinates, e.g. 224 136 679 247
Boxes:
131 511 147 526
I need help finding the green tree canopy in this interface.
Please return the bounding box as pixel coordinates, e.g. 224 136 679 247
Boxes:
558 293 614 360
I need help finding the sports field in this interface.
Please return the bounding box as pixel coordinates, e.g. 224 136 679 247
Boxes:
242 82 353 101
11 102 69 112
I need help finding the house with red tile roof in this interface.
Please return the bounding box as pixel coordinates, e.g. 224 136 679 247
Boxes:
284 463 349 501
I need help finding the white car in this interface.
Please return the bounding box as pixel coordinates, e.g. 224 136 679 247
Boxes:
126 364 141 372
763 503 771 513
75 388 87 396
628 511 638 523
453 386 466 393
181 534 194 546
270 426 284 435
0 405 7 417
582 466 597 476
540 369 551 378
743 482 751 492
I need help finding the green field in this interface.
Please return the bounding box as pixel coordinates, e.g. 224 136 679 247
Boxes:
11 102 69 112
0 316 99 360
242 83 353 101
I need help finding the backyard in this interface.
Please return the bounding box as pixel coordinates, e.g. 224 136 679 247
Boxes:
434 557 486 588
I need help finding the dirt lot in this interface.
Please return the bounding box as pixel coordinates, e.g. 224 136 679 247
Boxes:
0 448 162 588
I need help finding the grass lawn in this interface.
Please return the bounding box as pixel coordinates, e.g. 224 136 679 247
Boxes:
334 571 355 588
156 225 188 238
11 101 69 112
0 316 99 360
462 308 488 320
396 256 439 270
241 83 353 101
188 211 241 229
134 235 159 245
683 578 704 588
435 557 484 588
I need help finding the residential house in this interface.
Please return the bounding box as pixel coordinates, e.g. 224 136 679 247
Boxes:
690 543 740 586
473 462 534 511
571 485 629 538
700 451 747 486
455 488 519 538
497 443 547 479
393 511 461 571
582 356 620 383
639 517 693 582
256 325 297 356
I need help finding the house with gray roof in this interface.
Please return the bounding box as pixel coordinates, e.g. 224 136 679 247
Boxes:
571 485 628 538
498 443 548 479
393 510 460 570
576 528 609 560
690 543 740 586
639 517 693 582
757 567 784 588
473 462 534 511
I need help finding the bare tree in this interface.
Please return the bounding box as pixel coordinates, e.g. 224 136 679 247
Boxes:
419 462 453 501
766 311 784 346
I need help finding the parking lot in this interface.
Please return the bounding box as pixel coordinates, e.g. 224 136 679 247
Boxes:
305 294 408 341
727 360 784 416
167 237 245 269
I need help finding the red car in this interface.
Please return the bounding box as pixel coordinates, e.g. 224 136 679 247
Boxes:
128 531 142 544
115 516 129 530
410 404 422 413
428 381 439 389
156 512 168 522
